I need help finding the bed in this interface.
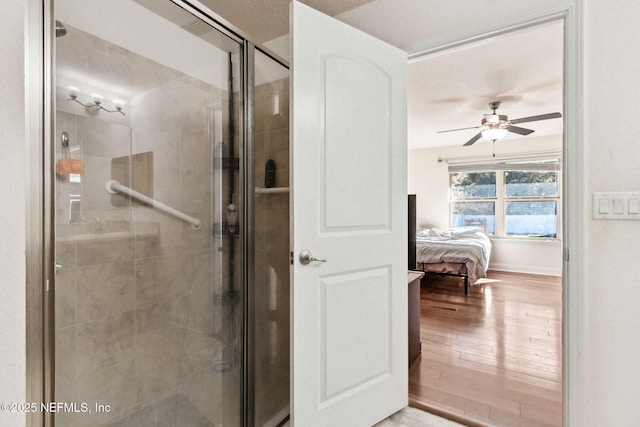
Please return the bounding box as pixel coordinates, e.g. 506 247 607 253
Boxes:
416 227 492 295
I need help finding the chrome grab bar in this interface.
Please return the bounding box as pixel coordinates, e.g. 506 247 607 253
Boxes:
106 180 201 230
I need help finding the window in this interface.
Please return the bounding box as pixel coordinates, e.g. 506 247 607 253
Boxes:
450 172 496 233
504 170 558 238
449 159 561 239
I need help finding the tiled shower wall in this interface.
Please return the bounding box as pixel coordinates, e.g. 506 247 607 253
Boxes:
54 61 240 426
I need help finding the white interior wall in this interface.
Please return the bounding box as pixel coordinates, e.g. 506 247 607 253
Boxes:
584 0 640 424
0 1 27 426
408 134 563 275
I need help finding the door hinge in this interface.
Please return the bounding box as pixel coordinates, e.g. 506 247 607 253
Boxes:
289 251 294 265
564 248 570 262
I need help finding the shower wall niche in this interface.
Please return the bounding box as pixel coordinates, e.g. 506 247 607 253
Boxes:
54 1 243 425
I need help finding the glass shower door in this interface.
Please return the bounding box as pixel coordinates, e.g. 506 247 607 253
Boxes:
53 1 243 425
251 50 291 427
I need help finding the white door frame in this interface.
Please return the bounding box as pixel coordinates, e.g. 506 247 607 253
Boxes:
407 2 584 425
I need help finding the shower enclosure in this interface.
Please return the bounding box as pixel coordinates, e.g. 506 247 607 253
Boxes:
51 0 289 425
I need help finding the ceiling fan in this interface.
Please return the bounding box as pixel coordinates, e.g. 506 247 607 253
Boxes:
438 101 562 146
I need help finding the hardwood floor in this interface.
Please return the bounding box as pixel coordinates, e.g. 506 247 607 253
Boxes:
408 270 562 427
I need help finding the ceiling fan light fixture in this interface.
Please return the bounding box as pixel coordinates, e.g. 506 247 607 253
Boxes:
439 102 561 147
481 127 508 141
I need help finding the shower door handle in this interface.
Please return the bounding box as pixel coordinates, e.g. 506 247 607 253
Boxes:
299 250 327 265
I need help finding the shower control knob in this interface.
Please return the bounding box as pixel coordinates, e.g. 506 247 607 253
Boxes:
299 250 327 265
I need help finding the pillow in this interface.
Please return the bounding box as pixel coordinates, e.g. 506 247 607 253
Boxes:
418 227 443 238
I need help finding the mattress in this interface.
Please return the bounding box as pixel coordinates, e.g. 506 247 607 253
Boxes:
416 228 492 285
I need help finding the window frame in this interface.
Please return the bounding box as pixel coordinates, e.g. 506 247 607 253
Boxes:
448 159 562 240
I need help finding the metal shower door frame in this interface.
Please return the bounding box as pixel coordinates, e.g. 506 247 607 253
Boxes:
27 0 288 425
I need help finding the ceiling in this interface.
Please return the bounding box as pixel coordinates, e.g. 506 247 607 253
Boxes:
197 0 376 43
197 0 564 151
407 21 563 150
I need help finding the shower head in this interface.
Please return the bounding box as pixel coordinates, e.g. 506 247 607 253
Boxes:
55 21 67 38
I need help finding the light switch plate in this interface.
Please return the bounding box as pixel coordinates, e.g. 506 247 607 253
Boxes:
593 192 640 220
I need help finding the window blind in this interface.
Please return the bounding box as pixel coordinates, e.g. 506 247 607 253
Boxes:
448 158 561 173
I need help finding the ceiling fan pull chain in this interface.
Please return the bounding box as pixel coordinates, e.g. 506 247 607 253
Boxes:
493 140 496 157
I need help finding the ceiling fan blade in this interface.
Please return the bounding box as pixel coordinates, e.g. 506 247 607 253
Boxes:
507 125 535 136
437 125 482 134
510 112 562 124
463 132 483 146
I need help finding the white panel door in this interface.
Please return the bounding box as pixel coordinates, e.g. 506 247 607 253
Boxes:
290 2 408 426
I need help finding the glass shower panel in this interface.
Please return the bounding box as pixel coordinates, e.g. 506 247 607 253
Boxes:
252 50 290 427
53 0 243 425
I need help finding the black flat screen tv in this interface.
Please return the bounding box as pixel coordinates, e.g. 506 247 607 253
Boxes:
408 194 416 270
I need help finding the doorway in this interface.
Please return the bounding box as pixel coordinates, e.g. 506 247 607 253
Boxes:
406 18 568 427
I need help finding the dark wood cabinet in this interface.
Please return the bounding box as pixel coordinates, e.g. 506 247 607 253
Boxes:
408 271 423 367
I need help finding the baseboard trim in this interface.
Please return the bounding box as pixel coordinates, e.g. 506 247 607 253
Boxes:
489 263 562 277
